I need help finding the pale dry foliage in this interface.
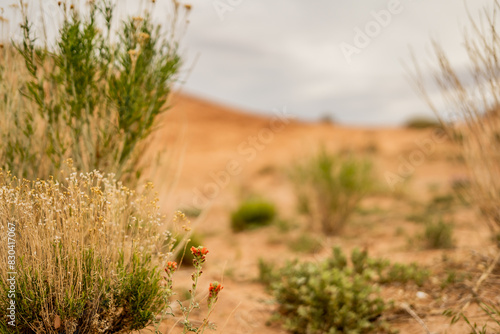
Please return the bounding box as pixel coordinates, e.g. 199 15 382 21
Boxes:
0 45 44 177
0 166 173 333
410 0 500 234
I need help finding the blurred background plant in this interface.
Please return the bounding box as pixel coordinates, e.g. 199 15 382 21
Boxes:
0 0 187 184
409 0 500 237
231 198 276 232
290 148 375 235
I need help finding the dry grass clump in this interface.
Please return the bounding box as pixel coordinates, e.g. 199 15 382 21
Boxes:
0 166 173 333
409 0 500 235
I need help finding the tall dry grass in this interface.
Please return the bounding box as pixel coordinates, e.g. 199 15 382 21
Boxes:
409 0 500 235
0 45 44 179
0 167 174 332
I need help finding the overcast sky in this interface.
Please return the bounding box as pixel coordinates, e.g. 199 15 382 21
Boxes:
174 0 494 125
2 0 494 125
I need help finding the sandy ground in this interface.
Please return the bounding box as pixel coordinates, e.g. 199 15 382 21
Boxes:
140 93 499 334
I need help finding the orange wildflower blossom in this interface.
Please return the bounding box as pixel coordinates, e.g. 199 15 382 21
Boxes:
164 261 178 291
208 281 223 308
165 261 178 274
190 246 209 258
190 246 209 266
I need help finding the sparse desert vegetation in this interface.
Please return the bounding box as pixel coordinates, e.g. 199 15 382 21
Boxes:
0 0 500 333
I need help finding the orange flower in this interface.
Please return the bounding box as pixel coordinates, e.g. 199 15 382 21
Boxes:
190 246 209 257
209 282 223 295
208 281 223 307
166 261 177 271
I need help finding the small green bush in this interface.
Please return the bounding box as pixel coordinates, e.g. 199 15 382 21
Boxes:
291 148 374 235
257 258 279 288
261 247 431 334
180 206 203 218
287 234 323 254
268 248 388 334
231 199 276 232
404 116 441 129
422 220 455 249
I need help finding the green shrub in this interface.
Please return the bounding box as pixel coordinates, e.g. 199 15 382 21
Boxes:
404 116 441 129
1 1 185 183
268 248 388 334
291 148 374 235
257 258 279 288
262 247 431 334
180 206 203 218
379 263 430 287
287 234 323 254
231 199 276 232
422 220 455 249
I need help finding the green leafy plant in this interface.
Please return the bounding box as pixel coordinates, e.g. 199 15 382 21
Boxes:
267 248 388 334
421 220 455 250
404 116 441 129
231 199 276 232
1 0 185 183
261 247 431 334
287 234 323 254
291 148 374 235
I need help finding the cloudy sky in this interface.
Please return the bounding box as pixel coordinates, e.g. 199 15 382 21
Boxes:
173 0 493 125
1 0 494 125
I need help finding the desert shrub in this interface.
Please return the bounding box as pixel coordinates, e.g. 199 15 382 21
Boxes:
267 248 388 334
291 148 374 235
287 234 323 254
257 258 279 288
379 263 430 287
409 0 500 235
231 199 276 232
1 0 186 183
0 170 172 332
262 247 430 333
273 261 386 334
404 116 441 129
180 206 203 218
422 220 455 250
